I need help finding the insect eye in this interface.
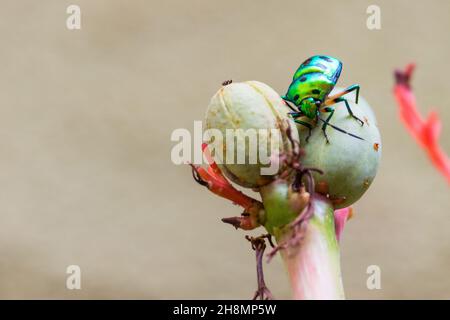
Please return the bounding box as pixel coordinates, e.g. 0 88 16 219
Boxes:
293 94 300 101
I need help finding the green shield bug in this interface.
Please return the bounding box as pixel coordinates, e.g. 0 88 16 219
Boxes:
283 55 364 143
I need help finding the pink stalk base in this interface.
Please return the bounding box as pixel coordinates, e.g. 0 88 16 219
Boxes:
277 197 345 300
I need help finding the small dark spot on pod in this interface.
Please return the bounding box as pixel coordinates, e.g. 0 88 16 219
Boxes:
312 89 320 95
222 80 232 86
373 143 379 151
299 76 307 82
315 181 329 195
330 196 347 205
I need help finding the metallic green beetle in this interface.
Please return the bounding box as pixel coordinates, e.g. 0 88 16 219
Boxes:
283 55 364 142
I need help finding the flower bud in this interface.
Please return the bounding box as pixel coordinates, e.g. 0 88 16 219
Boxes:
205 81 299 188
297 89 381 209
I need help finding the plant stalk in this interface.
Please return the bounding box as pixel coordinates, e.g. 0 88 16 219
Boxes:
260 180 345 300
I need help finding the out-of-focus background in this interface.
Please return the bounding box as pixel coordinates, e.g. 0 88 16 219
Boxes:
0 0 449 299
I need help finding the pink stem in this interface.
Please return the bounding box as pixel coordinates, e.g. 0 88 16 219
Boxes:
278 196 345 300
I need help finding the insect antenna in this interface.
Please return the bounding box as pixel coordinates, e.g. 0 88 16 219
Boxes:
317 117 365 141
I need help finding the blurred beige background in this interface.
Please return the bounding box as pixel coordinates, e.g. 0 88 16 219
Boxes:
0 0 449 299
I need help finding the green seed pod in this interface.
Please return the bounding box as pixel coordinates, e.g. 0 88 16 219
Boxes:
205 81 299 188
259 179 310 235
297 89 381 209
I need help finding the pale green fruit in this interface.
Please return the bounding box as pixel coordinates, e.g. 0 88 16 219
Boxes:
297 89 381 209
205 81 299 188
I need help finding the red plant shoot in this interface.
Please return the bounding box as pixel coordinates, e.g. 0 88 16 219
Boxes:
190 143 254 210
190 143 262 230
394 64 450 184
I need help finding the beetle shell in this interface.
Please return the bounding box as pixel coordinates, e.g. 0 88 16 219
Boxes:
293 55 342 83
285 72 335 107
285 55 343 108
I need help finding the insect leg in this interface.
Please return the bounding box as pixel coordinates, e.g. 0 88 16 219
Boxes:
294 119 313 142
283 99 298 112
288 111 303 117
317 117 365 141
336 97 364 126
324 84 360 105
320 107 335 143
353 85 360 103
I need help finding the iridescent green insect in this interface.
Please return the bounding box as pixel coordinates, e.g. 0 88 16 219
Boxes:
283 55 364 142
